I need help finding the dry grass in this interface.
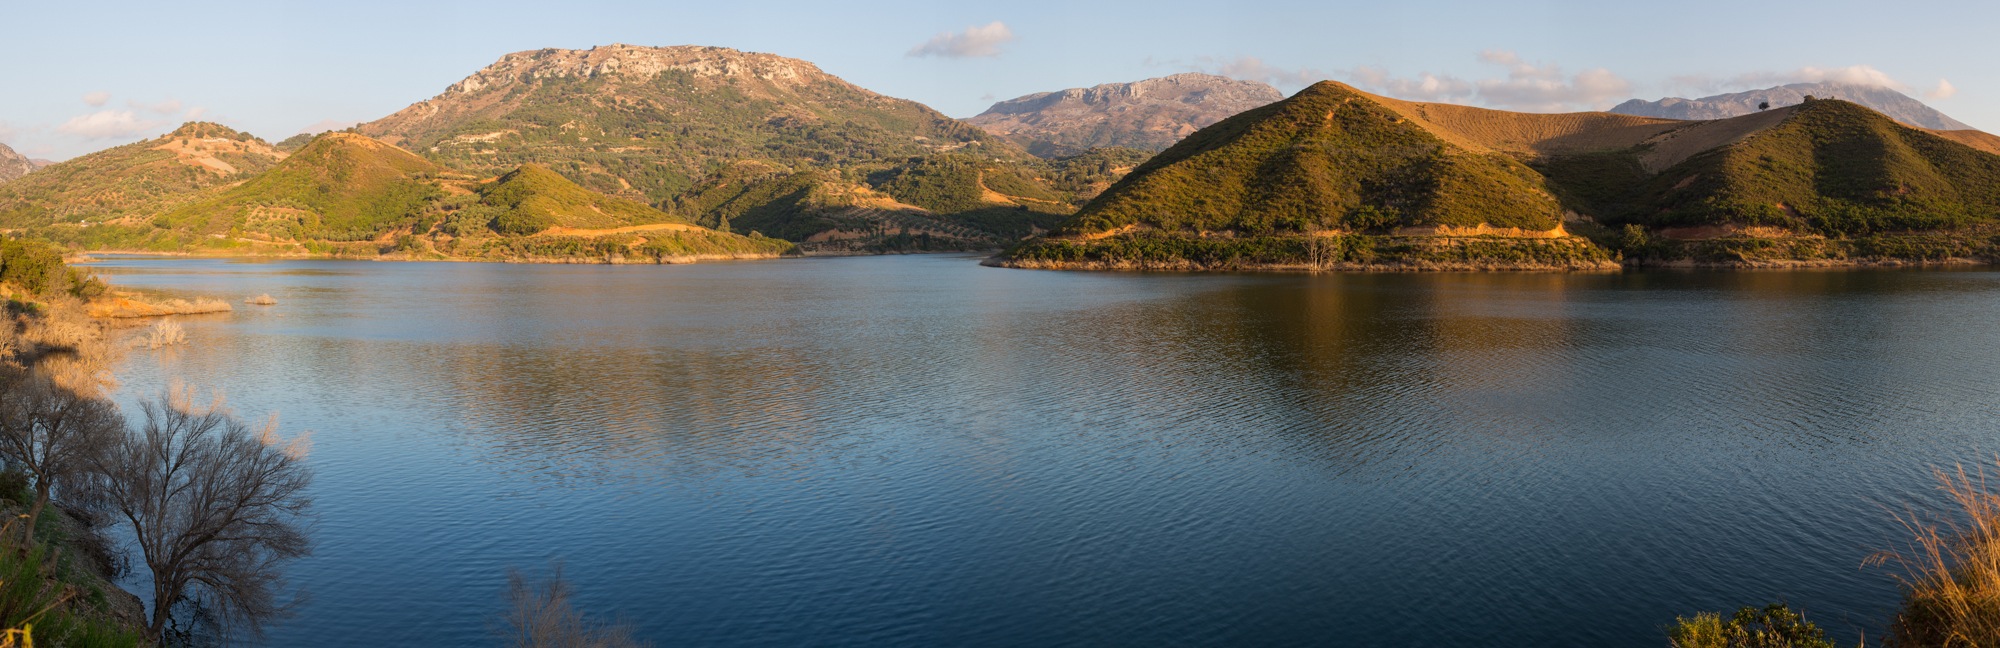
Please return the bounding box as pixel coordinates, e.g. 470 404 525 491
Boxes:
4 298 119 394
1637 106 1798 172
1925 130 2000 157
1351 83 1683 156
140 321 185 350
1871 462 2000 646
245 294 277 306
87 293 232 319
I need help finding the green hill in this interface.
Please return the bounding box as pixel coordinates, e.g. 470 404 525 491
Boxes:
154 132 445 243
1003 83 2000 271
0 123 284 230
18 131 787 262
477 163 679 235
1612 99 2000 233
1004 81 1610 271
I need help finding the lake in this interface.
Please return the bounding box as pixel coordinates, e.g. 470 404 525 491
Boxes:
85 254 2000 646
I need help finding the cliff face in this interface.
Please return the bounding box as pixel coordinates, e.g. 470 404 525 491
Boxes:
0 143 35 183
1611 82 1975 131
967 73 1284 157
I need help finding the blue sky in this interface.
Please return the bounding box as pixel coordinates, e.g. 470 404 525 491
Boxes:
4 0 1992 159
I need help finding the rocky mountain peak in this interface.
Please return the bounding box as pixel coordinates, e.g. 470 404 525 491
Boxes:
968 74 1284 157
445 44 838 96
0 143 34 183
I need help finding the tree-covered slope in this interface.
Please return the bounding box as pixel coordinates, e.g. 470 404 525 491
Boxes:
1054 81 1567 237
0 123 284 228
476 163 680 235
154 132 445 242
358 45 1027 208
22 131 786 262
1618 99 2000 234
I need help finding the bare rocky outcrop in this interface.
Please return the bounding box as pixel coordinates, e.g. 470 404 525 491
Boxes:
967 73 1284 157
359 44 934 150
0 142 35 183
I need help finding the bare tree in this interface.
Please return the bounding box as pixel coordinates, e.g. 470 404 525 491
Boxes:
0 371 123 543
85 383 312 641
502 565 646 648
1303 234 1339 274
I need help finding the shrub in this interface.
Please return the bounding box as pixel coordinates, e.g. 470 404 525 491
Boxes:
1667 604 1835 648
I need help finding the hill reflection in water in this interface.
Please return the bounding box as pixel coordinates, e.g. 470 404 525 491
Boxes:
90 255 2000 647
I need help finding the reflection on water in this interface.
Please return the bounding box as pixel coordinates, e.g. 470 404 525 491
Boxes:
88 255 2000 647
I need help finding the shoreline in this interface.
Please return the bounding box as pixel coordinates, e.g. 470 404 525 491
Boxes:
986 255 1996 273
983 256 1623 273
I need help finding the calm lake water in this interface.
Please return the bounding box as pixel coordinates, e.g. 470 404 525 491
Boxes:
83 254 2000 646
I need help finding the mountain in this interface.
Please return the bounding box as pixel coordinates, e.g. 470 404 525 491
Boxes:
1003 83 2000 271
350 44 1114 251
965 73 1284 157
1611 82 1974 131
0 143 34 183
0 123 285 229
358 44 1024 206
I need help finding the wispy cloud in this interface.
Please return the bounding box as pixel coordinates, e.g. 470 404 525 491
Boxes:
296 119 357 135
1464 50 1632 111
1929 79 1958 100
908 22 1015 59
56 110 164 140
1348 65 1473 102
132 98 183 115
1200 56 1332 88
82 91 111 107
1180 50 1630 111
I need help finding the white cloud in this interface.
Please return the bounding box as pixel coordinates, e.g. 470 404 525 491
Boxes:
183 106 208 120
1460 49 1633 111
1929 79 1958 100
908 22 1015 59
131 98 183 115
0 122 16 144
1669 65 1912 96
1329 51 1631 111
55 110 165 140
82 92 110 107
1204 56 1331 88
1349 65 1474 102
295 119 357 135
1179 51 1629 111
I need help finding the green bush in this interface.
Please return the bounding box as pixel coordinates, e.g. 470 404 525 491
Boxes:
1668 604 1836 648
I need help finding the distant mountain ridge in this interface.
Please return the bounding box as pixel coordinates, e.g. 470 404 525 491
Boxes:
0 143 35 183
967 73 1283 157
1611 82 1974 130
